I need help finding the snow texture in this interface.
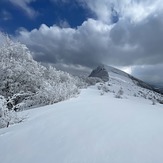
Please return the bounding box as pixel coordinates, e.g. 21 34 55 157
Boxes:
0 82 163 163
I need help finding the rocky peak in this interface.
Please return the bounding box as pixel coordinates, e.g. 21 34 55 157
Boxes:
89 65 109 82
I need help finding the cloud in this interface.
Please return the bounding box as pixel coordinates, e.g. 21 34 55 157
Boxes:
50 0 70 3
110 12 163 66
0 10 12 21
14 0 163 84
58 20 70 28
78 0 163 23
16 19 112 67
16 11 163 67
8 0 37 18
131 64 163 86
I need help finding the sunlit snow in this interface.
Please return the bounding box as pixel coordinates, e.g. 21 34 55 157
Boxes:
0 71 163 163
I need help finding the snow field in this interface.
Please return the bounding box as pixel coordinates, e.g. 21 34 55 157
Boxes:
0 86 163 163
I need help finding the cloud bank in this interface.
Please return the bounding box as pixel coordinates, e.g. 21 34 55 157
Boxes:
15 0 163 85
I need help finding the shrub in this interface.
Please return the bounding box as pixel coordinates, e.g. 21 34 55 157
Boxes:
151 99 156 105
0 96 23 128
102 84 109 93
85 77 103 86
115 88 124 98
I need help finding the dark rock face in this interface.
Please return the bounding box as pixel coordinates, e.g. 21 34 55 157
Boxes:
89 66 109 82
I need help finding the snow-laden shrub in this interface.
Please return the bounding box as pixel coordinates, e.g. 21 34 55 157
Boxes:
101 84 109 93
97 83 110 95
85 77 103 86
100 92 104 96
133 93 137 97
115 88 124 98
74 76 87 89
151 99 156 105
6 92 32 111
0 33 82 111
157 99 163 104
0 96 22 128
97 85 102 90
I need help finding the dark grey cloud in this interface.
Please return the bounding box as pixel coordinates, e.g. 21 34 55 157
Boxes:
132 64 163 87
110 12 163 66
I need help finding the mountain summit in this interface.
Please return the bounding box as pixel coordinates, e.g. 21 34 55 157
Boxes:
89 65 109 82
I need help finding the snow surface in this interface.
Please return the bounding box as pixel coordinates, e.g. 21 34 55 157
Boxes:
1 83 163 163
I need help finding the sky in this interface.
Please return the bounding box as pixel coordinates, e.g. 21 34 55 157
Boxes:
0 0 163 86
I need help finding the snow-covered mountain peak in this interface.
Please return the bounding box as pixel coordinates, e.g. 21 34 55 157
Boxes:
89 65 109 82
92 65 163 104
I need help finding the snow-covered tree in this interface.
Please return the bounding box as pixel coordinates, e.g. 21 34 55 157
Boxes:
0 33 82 112
0 95 22 128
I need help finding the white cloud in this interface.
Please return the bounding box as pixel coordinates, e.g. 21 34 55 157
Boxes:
78 0 163 23
8 0 37 18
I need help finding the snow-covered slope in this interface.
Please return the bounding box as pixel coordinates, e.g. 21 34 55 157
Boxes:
105 66 163 102
105 65 162 93
0 67 163 163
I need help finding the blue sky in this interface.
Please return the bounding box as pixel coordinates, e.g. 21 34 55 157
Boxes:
0 0 163 86
0 0 94 33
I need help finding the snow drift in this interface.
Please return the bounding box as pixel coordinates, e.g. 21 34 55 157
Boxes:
0 85 163 163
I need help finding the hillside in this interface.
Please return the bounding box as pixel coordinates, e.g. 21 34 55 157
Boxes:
105 65 163 94
0 67 163 163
